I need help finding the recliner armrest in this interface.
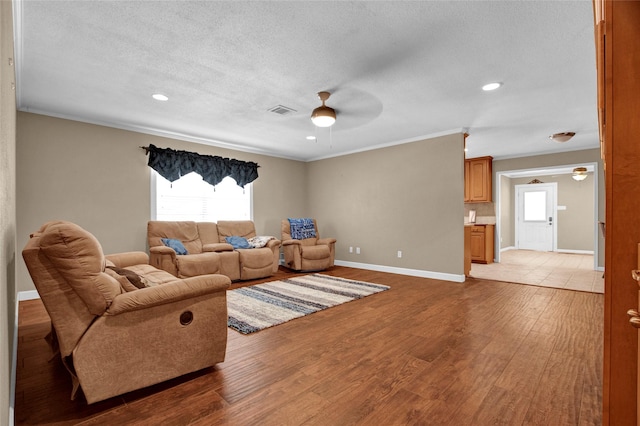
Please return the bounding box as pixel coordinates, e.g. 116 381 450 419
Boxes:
105 251 150 268
203 243 234 252
105 275 230 315
265 239 282 249
282 239 302 246
317 238 337 245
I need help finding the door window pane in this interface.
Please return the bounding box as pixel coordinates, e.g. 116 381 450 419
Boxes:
524 191 546 221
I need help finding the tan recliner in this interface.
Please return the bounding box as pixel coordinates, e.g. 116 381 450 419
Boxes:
22 221 230 404
281 219 337 271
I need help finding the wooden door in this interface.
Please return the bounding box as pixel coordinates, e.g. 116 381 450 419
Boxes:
515 183 556 252
600 1 640 424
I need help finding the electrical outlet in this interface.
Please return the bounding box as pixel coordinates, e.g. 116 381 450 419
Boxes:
356 247 361 254
349 246 353 253
397 250 402 258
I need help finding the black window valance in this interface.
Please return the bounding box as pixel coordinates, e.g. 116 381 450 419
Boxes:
144 144 259 188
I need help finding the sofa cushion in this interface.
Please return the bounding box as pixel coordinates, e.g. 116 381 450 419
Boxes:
301 245 331 260
161 238 188 255
124 264 183 286
288 218 317 240
105 267 139 292
175 252 220 278
225 236 251 249
236 248 272 268
248 236 275 248
148 221 203 254
106 266 146 289
217 221 257 241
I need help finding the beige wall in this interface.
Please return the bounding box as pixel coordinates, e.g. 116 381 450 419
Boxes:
1 0 16 423
499 175 513 249
307 133 465 275
493 148 604 267
510 173 595 251
16 112 307 292
17 115 466 285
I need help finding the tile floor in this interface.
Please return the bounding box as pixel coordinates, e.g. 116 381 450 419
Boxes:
470 249 604 294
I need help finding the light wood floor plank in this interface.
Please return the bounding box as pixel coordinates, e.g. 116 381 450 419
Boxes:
14 266 603 425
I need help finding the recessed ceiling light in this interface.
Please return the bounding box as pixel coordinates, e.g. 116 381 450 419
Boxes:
152 93 169 101
482 82 502 91
306 136 316 140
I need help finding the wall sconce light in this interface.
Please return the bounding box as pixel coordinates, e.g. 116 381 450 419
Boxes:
572 167 588 181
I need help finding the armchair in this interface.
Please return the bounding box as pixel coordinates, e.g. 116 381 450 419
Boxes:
22 221 230 404
281 218 337 271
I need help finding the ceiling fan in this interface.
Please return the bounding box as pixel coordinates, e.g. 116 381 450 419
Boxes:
307 88 384 132
310 91 336 127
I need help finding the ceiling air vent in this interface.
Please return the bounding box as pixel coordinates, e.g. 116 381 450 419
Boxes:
268 105 297 115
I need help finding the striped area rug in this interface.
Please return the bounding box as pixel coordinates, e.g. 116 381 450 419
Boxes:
227 274 390 334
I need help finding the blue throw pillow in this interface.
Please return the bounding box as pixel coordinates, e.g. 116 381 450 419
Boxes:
161 238 188 255
288 218 317 240
225 236 251 249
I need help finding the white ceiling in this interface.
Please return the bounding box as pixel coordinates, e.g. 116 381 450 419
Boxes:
14 0 599 162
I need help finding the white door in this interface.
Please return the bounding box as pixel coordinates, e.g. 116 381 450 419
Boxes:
515 183 557 251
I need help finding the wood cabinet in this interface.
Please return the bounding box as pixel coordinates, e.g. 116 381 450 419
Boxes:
470 224 494 264
464 156 493 202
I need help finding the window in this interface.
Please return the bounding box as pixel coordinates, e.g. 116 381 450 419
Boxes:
151 171 252 221
523 191 546 221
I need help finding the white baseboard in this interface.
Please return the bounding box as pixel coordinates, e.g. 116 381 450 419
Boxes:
334 260 465 283
596 266 605 272
500 246 516 252
556 249 595 255
18 290 39 301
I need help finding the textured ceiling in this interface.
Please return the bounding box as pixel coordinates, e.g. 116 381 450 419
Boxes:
14 0 598 161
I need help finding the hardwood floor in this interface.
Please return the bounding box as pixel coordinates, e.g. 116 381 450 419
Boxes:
15 266 603 425
470 250 604 294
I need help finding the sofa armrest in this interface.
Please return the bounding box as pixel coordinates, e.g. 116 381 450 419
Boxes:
150 246 176 255
149 245 178 276
266 239 282 249
282 239 302 246
317 238 337 246
105 251 149 268
106 274 230 315
203 243 234 252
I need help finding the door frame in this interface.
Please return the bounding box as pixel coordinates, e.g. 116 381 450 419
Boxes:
494 161 600 270
514 182 558 252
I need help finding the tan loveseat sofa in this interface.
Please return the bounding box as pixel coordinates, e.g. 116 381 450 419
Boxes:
148 220 281 281
22 221 230 404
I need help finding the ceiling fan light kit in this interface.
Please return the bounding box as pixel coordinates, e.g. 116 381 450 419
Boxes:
311 91 336 127
572 166 588 181
549 132 576 143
